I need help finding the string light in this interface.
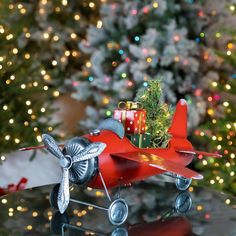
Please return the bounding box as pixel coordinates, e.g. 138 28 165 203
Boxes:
97 20 103 28
6 34 13 40
53 35 59 41
102 97 110 105
43 32 49 39
61 0 68 6
12 48 18 54
229 5 235 11
121 73 127 78
36 135 42 142
52 60 57 66
9 118 14 124
86 61 92 68
0 25 5 34
26 225 33 231
212 82 218 87
14 138 20 144
53 91 60 97
89 2 95 8
215 32 221 38
70 33 77 39
74 14 80 21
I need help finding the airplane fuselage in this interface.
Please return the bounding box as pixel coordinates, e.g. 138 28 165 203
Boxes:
84 130 194 189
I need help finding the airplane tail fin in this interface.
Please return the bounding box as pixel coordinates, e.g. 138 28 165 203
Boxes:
168 99 188 139
168 99 222 159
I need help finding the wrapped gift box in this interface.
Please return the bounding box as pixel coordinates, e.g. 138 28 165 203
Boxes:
113 101 147 134
0 178 28 196
126 133 151 148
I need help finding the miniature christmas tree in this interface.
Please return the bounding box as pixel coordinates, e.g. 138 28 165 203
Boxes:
136 80 172 148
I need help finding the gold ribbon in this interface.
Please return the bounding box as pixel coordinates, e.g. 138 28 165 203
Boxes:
138 111 143 134
121 110 126 127
118 101 143 110
138 134 142 148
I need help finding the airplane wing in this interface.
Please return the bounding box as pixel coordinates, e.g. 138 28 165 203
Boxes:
19 144 64 151
176 149 222 158
111 151 203 180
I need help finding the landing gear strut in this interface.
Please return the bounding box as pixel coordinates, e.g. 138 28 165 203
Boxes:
49 170 129 226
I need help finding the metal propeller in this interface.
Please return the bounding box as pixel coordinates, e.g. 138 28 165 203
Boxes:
42 134 106 214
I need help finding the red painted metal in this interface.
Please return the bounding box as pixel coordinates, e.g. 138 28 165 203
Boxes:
85 129 197 189
111 151 203 180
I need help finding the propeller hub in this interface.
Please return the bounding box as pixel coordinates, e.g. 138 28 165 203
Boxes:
59 155 72 169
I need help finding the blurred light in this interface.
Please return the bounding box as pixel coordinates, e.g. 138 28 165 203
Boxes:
74 14 80 21
53 91 60 97
153 2 159 8
97 21 103 28
225 199 231 204
230 5 235 11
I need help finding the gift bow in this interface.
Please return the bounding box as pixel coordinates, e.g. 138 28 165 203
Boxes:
118 101 143 110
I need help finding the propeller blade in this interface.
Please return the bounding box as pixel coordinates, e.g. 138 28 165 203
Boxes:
42 134 64 160
57 168 70 214
64 143 82 157
72 142 106 163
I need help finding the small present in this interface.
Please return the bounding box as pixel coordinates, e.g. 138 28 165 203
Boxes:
0 178 28 196
113 101 147 134
126 133 151 148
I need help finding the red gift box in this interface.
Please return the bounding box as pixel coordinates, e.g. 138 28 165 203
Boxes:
113 101 147 134
0 177 28 196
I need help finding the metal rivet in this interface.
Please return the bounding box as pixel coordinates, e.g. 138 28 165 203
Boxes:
90 129 101 136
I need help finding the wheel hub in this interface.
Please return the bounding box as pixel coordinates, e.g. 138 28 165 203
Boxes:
108 199 128 226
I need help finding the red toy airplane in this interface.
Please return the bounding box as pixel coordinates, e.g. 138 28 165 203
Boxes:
20 99 221 226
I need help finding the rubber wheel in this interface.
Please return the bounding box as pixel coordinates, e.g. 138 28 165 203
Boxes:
50 211 69 235
108 199 128 226
50 184 60 209
175 175 192 191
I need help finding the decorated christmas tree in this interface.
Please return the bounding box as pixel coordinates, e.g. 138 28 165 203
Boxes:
0 0 101 162
71 0 223 131
193 2 236 196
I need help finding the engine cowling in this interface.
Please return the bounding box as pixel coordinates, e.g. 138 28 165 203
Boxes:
62 137 98 185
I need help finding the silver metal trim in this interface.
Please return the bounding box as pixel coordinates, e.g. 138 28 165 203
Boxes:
99 171 112 202
70 198 108 211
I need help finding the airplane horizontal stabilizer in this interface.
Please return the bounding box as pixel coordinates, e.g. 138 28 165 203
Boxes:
176 150 222 158
111 151 203 180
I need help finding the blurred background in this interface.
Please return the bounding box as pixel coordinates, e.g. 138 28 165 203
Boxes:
0 0 235 198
